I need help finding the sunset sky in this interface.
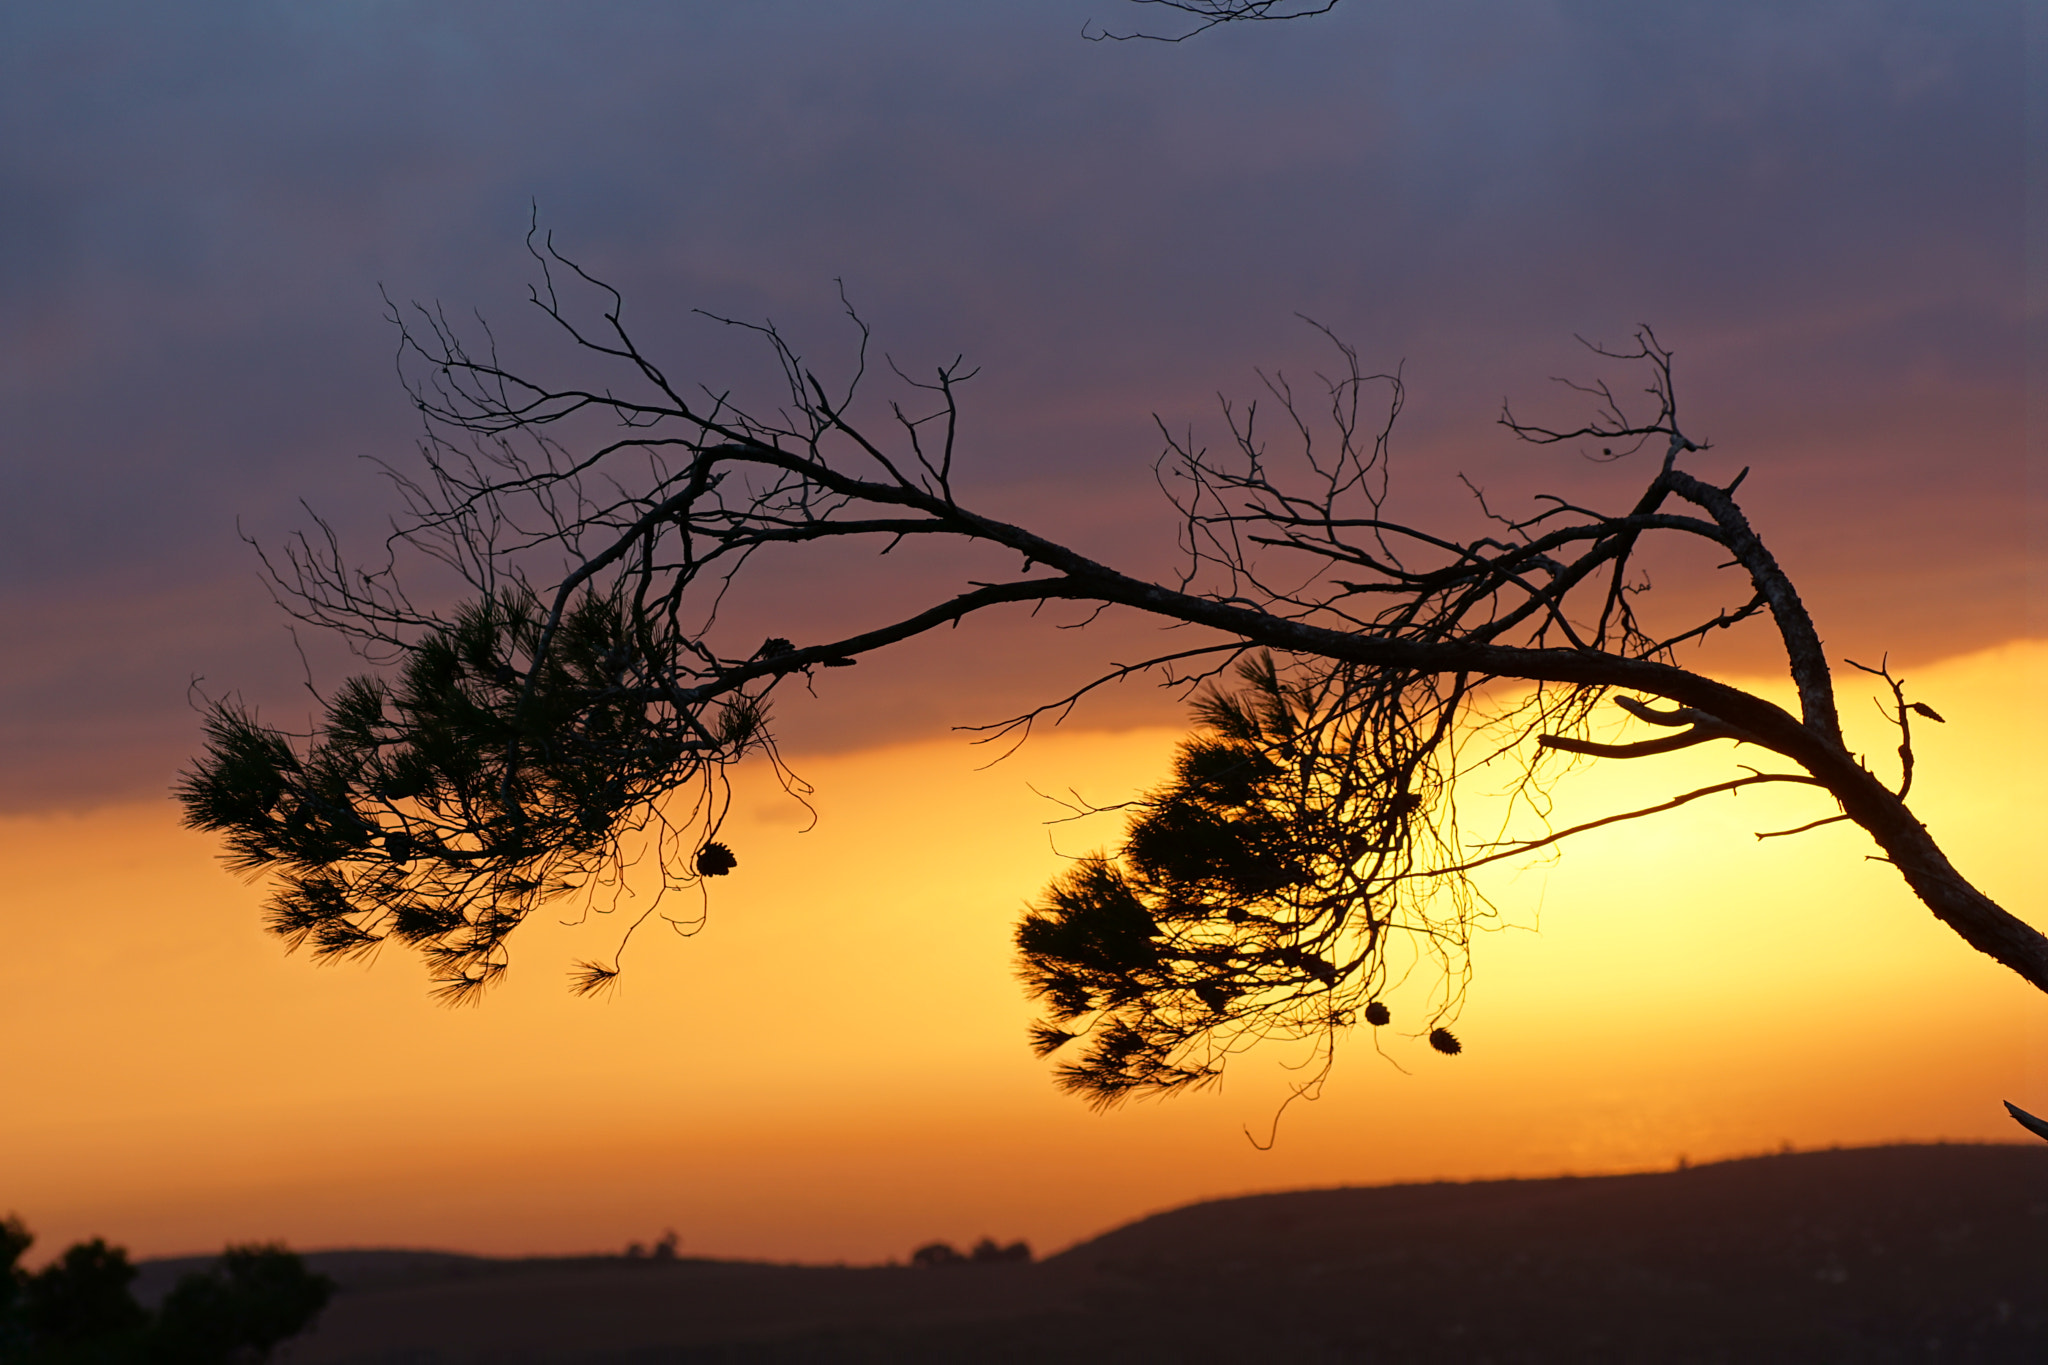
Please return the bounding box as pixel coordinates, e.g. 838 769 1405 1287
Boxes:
3 0 2043 1267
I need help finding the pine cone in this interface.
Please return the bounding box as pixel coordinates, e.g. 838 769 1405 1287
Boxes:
695 841 738 877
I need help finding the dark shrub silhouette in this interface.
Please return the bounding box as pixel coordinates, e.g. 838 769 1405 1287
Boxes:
0 1220 329 1365
150 1245 334 1364
1 1215 33 1358
19 1239 148 1356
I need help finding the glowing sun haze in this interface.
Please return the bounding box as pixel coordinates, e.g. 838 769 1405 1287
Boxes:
0 0 2040 1266
5 645 2044 1263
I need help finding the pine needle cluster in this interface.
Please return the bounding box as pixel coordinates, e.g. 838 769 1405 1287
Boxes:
1016 652 1473 1106
177 585 767 1001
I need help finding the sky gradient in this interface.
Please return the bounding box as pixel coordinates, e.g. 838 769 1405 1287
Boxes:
2 0 2042 1265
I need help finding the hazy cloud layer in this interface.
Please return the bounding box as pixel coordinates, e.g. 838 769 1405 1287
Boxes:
0 0 2025 808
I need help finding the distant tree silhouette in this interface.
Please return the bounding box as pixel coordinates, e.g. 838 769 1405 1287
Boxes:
969 1238 1032 1264
177 240 2046 1105
909 1239 1030 1268
909 1242 965 1269
620 1232 679 1262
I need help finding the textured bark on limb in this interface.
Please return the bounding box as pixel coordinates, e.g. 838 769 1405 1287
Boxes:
177 244 2045 1098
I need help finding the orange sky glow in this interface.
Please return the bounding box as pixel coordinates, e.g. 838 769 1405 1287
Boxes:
6 641 2042 1268
1 0 2039 1297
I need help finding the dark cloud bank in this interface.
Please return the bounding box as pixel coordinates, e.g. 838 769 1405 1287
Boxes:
0 0 2026 809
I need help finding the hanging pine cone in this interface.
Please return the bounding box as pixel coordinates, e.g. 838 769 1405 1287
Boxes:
1428 1027 1461 1055
1364 1001 1390 1027
695 841 738 877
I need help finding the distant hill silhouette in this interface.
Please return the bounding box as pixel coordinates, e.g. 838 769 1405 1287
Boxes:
161 1144 2045 1363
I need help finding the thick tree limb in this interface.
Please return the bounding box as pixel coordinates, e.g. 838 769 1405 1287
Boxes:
183 267 2048 1043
